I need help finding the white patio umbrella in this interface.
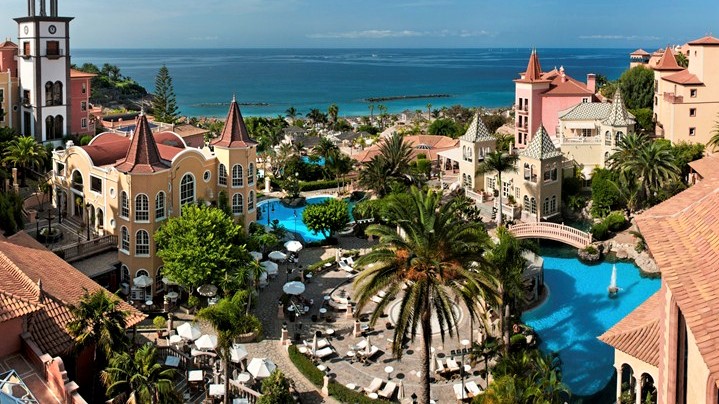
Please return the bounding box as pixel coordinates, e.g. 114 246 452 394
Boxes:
284 240 303 253
161 277 178 286
177 322 202 341
197 284 218 297
311 334 319 355
249 251 263 261
268 251 287 261
195 334 218 350
133 275 152 288
430 351 437 373
247 358 276 379
259 272 268 283
230 344 248 363
261 261 279 275
282 281 305 295
397 380 405 400
365 336 372 355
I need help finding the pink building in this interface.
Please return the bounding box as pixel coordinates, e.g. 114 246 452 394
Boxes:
69 69 98 136
514 50 598 148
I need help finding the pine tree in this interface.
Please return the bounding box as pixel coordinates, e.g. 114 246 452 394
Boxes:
152 65 179 124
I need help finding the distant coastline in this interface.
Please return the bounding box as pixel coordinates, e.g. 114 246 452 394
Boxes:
364 94 451 103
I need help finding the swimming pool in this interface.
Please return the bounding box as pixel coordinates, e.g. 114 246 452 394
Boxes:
257 196 354 242
301 156 326 166
522 257 660 396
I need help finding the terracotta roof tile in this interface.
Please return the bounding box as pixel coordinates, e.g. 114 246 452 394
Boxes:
652 46 683 71
115 113 169 174
635 176 719 381
211 98 257 148
83 131 185 168
662 69 703 85
689 154 719 179
515 50 551 84
687 35 719 46
69 69 96 78
543 75 595 96
631 49 651 56
354 135 458 163
0 291 40 322
0 232 145 356
0 40 17 48
599 292 660 366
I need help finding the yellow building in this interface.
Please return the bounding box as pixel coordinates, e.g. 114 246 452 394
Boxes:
51 99 258 299
653 36 719 145
599 160 719 403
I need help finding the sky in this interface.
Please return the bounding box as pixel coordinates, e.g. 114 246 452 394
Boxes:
2 0 718 49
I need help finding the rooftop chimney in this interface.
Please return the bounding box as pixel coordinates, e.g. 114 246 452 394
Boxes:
587 73 596 93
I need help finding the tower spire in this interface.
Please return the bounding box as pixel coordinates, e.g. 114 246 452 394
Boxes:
115 113 168 173
210 96 257 148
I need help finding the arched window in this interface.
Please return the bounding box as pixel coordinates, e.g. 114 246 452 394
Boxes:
530 197 537 214
45 116 55 139
218 164 227 186
155 266 164 293
543 197 550 214
605 131 612 146
120 226 130 252
248 191 255 211
135 194 149 222
232 193 244 215
135 230 150 256
136 269 149 278
531 165 537 182
121 265 130 284
462 146 467 160
155 191 166 220
248 163 255 185
468 175 472 187
120 191 129 218
45 82 53 106
462 173 467 186
53 81 63 105
54 115 63 139
615 131 624 144
523 163 531 180
232 164 243 187
523 195 530 211
180 174 195 207
551 165 558 181
550 195 557 213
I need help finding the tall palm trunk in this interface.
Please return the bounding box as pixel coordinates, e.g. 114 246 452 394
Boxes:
420 314 432 404
496 172 503 226
224 352 230 404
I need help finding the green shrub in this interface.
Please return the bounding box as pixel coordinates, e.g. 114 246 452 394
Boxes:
328 382 387 403
238 314 262 334
79 135 93 146
187 295 200 308
287 345 324 386
152 316 166 329
591 168 620 217
591 222 610 241
307 257 335 272
299 179 339 192
635 242 645 253
604 212 627 231
584 245 598 255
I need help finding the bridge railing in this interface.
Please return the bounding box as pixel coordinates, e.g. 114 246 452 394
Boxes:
508 222 592 247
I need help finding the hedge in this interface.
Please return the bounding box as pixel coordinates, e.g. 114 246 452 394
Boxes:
287 345 388 403
307 257 336 272
299 179 339 192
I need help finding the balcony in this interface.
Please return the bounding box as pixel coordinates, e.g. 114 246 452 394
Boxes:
516 105 529 115
663 92 683 104
45 48 65 59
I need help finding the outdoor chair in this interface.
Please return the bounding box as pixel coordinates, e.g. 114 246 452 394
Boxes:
446 358 460 372
314 346 335 359
454 383 469 401
465 381 482 397
378 381 397 399
338 259 354 272
364 377 384 394
434 358 446 374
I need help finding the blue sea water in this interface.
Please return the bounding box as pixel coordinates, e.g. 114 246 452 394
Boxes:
522 257 661 396
72 48 631 118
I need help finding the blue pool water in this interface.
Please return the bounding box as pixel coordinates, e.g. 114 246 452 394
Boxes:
301 156 326 166
522 257 660 396
258 196 354 242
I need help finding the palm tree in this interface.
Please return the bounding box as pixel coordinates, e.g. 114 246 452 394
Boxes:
305 108 327 127
493 133 515 152
285 106 298 123
476 151 519 225
607 133 649 180
708 115 719 151
377 104 388 129
67 289 130 401
197 290 253 404
426 103 432 121
368 104 375 123
327 103 339 129
101 345 180 404
3 136 48 186
358 132 415 196
483 349 570 403
313 138 339 173
325 150 353 193
354 187 500 404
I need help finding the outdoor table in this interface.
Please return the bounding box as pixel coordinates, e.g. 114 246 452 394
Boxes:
166 291 179 301
317 364 327 373
298 346 308 354
319 308 327 318
209 384 225 397
164 356 181 368
145 300 153 307
288 306 295 312
323 295 331 301
188 370 204 382
325 328 335 337
384 366 394 380
346 351 356 360
236 372 251 384
303 306 310 314
345 382 357 390
368 392 379 399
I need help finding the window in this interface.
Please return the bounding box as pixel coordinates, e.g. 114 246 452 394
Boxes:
121 265 130 283
81 83 86 94
487 177 496 191
530 165 537 182
203 170 211 182
232 164 243 187
135 230 150 256
0 107 4 122
582 98 589 103
120 226 130 252
544 169 551 182
523 163 531 180
55 162 64 176
689 108 696 117
232 193 244 215
689 127 696 137
0 89 3 103
515 187 520 199
523 196 530 211
248 191 255 211
155 267 164 293
46 41 59 57
530 197 537 214
550 195 557 213
22 42 30 56
218 164 227 186
155 192 166 220
551 167 558 181
655 96 658 106
135 194 149 222
462 174 467 186
45 82 53 105
81 118 87 128
120 191 129 218
543 197 550 214
502 181 510 197
53 81 63 105
248 164 255 185
90 175 102 193
615 131 624 144
690 89 697 98
581 129 592 137
605 131 612 146
81 101 87 111
180 174 195 206
654 79 658 93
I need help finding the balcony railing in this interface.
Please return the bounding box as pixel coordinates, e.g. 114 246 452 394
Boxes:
561 135 602 144
516 105 529 114
663 92 683 104
45 48 65 58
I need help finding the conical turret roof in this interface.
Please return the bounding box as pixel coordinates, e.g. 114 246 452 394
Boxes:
602 89 633 126
653 46 683 71
515 49 550 83
211 97 257 148
520 125 562 160
460 113 494 143
115 112 168 173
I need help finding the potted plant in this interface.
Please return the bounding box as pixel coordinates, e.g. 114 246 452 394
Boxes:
153 316 167 337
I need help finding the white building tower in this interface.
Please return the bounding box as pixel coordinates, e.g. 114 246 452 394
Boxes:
15 0 72 143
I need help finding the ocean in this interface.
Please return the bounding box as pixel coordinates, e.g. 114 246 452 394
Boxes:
72 48 632 118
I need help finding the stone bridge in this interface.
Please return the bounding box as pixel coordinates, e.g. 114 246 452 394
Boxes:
508 222 592 249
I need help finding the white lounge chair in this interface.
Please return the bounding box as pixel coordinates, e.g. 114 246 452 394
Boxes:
353 339 368 351
371 295 383 304
434 358 445 374
465 381 482 397
378 381 397 399
303 338 330 349
446 358 460 372
314 346 334 359
364 377 383 393
338 259 354 272
454 383 468 400
363 345 380 360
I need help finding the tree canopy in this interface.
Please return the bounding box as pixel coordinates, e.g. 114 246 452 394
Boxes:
152 65 179 124
618 66 654 109
154 204 251 289
428 118 462 138
302 198 350 239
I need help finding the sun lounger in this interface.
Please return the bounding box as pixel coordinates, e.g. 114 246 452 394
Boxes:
454 383 468 400
446 358 460 372
378 381 397 399
465 381 482 397
303 338 330 349
363 345 380 360
371 295 383 304
314 347 334 359
345 257 355 266
353 339 368 351
434 358 446 374
364 377 384 394
338 259 354 272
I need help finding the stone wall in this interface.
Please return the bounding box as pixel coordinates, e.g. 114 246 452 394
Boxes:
600 240 659 274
